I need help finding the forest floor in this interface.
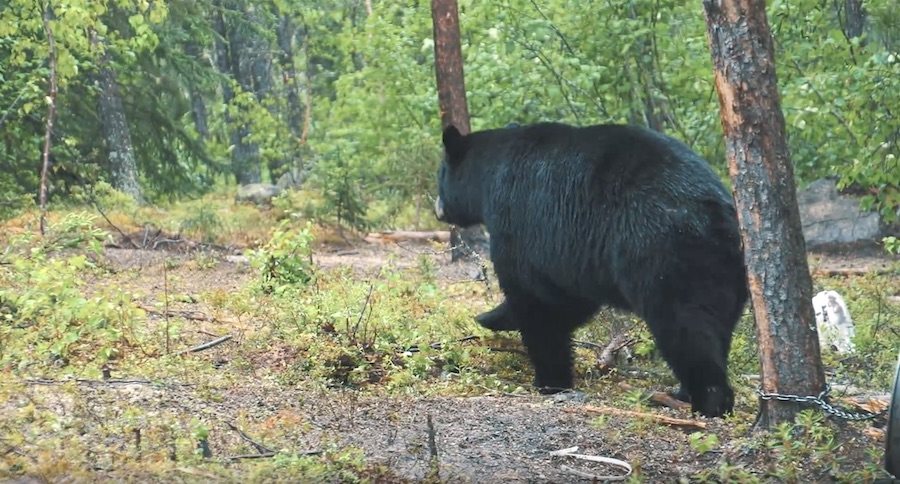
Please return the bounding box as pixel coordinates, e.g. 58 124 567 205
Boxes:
2 219 899 482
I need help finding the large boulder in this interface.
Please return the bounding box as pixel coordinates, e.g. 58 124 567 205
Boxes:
276 167 309 191
797 179 881 248
236 183 282 205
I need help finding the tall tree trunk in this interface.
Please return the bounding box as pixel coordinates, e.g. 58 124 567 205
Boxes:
184 41 209 140
39 5 58 235
224 1 262 185
277 16 304 140
431 0 487 261
94 34 143 202
842 0 866 42
703 0 825 427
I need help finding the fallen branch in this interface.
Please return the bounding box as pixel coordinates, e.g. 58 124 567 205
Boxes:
364 230 450 244
617 382 692 411
137 304 238 325
226 422 274 454
226 450 321 461
26 378 152 385
175 335 233 356
487 346 529 357
403 335 480 354
596 334 635 374
811 267 895 277
227 452 276 461
568 405 707 430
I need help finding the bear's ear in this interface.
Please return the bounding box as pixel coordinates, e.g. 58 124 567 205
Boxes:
442 124 467 163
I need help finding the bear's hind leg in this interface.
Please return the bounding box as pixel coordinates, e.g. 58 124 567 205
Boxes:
475 301 519 331
645 303 735 417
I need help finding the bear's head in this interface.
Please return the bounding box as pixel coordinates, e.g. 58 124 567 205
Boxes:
434 125 484 228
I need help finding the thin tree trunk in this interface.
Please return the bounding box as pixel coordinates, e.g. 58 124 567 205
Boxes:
39 5 58 235
94 33 143 202
703 0 825 427
431 0 488 261
842 0 866 41
300 36 313 146
184 41 209 140
223 1 262 185
277 16 303 139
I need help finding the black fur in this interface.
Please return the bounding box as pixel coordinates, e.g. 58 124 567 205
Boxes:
435 122 748 417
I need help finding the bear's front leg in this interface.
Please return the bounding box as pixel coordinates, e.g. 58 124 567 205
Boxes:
475 301 520 331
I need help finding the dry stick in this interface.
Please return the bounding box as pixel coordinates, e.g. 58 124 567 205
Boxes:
567 405 707 430
25 378 153 386
39 4 58 236
617 382 692 411
404 335 481 353
225 422 274 454
137 304 238 325
596 334 636 373
174 335 233 356
226 450 322 462
426 413 440 478
92 197 139 248
487 346 529 357
164 259 171 354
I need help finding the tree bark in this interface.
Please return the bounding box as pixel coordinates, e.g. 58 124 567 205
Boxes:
184 41 209 140
431 0 487 261
39 5 58 235
277 16 304 140
842 0 866 42
94 33 143 202
224 1 262 185
703 0 826 427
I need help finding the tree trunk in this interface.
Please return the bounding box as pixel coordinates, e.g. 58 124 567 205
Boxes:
277 16 304 140
184 41 209 140
94 34 143 202
224 1 262 185
703 0 826 427
431 0 488 261
842 0 866 41
39 5 58 235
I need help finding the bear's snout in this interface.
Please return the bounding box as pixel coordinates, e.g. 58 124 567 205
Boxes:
434 196 445 221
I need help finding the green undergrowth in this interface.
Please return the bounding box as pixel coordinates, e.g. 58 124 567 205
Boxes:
0 207 897 481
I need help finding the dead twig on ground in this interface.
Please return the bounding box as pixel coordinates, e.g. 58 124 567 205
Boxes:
486 346 529 357
26 378 151 385
226 450 321 461
595 334 636 374
227 452 276 460
137 304 239 325
364 230 451 244
175 335 233 356
617 382 692 411
403 335 480 353
567 405 707 430
426 413 440 479
225 422 275 454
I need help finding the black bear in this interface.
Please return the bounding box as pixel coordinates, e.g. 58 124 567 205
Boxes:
434 122 748 417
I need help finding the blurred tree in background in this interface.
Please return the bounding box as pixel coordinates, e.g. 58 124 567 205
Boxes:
1 0 896 228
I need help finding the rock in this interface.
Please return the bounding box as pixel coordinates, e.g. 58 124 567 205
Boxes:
276 167 308 191
813 290 856 354
797 179 881 248
236 183 281 205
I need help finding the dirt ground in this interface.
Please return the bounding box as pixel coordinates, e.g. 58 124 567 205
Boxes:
10 237 896 482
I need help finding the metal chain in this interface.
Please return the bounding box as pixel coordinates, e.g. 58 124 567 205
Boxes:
756 384 888 421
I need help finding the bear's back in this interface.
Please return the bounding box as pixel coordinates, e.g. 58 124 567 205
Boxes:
480 123 739 304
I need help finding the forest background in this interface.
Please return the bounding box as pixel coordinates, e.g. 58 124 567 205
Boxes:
1 0 897 229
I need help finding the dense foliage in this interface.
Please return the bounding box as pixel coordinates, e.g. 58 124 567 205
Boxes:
1 0 897 226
